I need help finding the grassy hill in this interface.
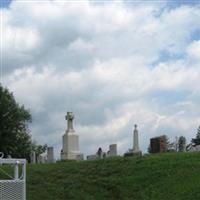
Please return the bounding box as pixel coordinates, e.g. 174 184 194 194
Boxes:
26 152 200 200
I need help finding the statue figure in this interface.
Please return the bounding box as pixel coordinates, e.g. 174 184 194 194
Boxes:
65 112 74 132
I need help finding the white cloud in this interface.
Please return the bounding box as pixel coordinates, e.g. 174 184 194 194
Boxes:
2 0 200 158
187 40 200 61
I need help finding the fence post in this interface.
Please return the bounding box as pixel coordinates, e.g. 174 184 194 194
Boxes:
14 161 19 179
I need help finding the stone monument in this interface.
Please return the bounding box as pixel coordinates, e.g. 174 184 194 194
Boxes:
133 124 142 155
30 151 36 164
61 112 83 160
133 125 139 152
47 147 54 163
150 135 167 153
37 154 46 163
109 144 117 157
124 124 142 157
87 154 98 160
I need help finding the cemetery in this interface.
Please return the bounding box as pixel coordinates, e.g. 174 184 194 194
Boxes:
1 111 200 199
30 112 143 163
1 0 200 199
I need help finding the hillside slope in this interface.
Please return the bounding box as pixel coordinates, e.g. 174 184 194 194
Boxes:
27 152 200 200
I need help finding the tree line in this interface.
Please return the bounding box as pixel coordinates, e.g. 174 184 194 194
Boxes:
1 84 200 160
0 84 46 161
148 126 200 153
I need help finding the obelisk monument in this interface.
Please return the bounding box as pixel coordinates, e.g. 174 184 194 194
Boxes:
61 112 83 160
133 124 142 154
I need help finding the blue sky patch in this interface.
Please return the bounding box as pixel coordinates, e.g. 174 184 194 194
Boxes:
0 0 12 8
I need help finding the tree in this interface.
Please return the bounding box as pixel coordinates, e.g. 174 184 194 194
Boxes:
167 136 180 152
161 135 177 152
163 135 170 152
0 84 32 159
191 126 200 146
178 136 186 152
31 142 47 162
147 144 151 153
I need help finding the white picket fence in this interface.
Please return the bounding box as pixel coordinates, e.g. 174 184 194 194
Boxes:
0 158 26 200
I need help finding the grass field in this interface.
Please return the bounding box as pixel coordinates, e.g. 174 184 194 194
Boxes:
25 152 200 200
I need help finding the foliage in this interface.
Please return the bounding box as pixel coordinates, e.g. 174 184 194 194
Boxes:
0 84 32 159
191 126 200 146
162 135 170 151
178 136 186 152
164 136 180 152
167 136 180 152
31 142 47 161
26 152 200 200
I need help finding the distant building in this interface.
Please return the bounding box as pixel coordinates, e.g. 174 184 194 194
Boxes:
150 135 167 153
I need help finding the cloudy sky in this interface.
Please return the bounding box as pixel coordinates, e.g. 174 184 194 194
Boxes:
1 0 200 158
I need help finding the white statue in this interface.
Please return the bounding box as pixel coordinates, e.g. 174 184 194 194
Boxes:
61 112 83 160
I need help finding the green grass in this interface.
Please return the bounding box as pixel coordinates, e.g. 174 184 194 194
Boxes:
18 152 200 199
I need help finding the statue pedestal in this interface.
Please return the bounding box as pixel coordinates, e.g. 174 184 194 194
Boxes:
124 149 142 157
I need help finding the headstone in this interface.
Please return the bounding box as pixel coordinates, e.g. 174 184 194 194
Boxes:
61 112 83 160
103 152 106 158
97 147 103 158
47 147 54 163
76 154 84 160
30 151 36 164
87 155 98 160
38 154 46 163
109 144 117 156
183 143 186 152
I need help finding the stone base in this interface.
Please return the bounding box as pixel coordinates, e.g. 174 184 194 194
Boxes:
76 154 84 161
124 151 142 157
87 155 98 160
61 151 83 161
